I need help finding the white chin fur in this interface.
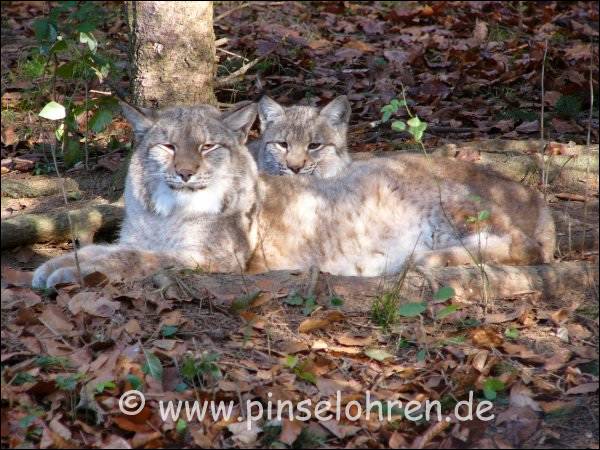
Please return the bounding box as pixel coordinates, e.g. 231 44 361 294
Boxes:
151 181 226 216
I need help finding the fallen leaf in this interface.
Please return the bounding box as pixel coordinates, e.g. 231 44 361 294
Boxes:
279 419 303 446
473 19 488 42
565 382 599 395
344 39 375 53
364 347 395 361
1 287 41 309
227 420 262 446
39 304 74 334
516 120 539 134
470 327 503 348
551 118 583 134
336 334 373 347
321 419 361 439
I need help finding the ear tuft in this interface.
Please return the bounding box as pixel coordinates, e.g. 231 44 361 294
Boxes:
222 102 257 143
320 95 351 125
119 101 155 138
257 96 285 125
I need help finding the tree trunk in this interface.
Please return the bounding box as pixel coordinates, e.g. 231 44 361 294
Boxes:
127 1 217 107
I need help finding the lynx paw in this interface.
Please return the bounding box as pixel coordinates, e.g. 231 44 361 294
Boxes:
32 263 56 289
46 267 80 288
32 259 79 289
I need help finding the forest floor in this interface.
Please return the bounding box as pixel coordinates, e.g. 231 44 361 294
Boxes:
1 1 599 449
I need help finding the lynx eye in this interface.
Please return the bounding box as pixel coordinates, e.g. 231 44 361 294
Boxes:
200 143 218 154
158 144 175 153
308 143 322 151
277 142 288 150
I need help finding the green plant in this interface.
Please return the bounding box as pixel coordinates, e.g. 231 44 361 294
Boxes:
13 372 37 385
33 2 120 168
181 352 222 388
380 98 428 142
35 355 70 369
555 94 582 120
371 292 400 328
284 292 318 316
283 355 317 384
482 378 505 401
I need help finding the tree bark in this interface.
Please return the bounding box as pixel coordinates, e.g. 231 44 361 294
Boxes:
128 1 217 107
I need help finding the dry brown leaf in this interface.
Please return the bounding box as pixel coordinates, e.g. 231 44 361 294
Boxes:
550 308 570 325
1 266 33 287
509 383 540 411
218 380 252 392
71 293 120 318
39 304 74 334
307 39 331 50
316 377 362 395
1 287 41 309
473 19 488 42
565 382 599 395
544 348 572 371
344 39 375 52
472 350 489 372
470 327 503 348
502 342 545 363
328 345 362 355
298 318 330 333
538 400 577 413
320 419 361 439
551 118 583 134
279 419 303 446
131 431 162 448
227 420 262 446
515 120 539 133
336 334 373 347
280 341 309 354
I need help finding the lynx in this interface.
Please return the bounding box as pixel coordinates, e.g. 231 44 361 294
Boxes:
247 95 352 177
32 103 555 288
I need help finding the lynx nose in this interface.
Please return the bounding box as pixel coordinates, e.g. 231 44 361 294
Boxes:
176 169 194 182
287 160 306 174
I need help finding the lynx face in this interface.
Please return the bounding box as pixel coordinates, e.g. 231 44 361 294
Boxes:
121 103 257 216
255 96 351 178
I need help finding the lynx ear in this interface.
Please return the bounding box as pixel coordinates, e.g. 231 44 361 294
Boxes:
119 101 156 139
258 96 285 125
320 95 351 125
222 102 257 144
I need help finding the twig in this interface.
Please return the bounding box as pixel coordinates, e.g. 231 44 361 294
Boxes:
49 137 83 285
215 37 229 47
540 39 549 200
214 52 273 88
582 45 594 257
398 83 492 308
84 81 90 170
215 2 251 22
217 47 249 62
587 44 595 146
89 89 113 96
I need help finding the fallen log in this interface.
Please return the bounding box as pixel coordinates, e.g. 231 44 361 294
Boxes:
0 195 597 252
352 140 599 193
1 176 80 199
1 203 123 249
168 261 597 313
0 142 597 249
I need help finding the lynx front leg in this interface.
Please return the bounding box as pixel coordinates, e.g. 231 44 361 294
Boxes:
33 245 175 289
32 245 114 288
